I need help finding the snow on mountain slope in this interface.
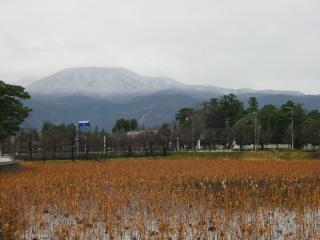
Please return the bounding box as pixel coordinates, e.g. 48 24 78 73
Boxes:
27 67 184 97
27 67 304 98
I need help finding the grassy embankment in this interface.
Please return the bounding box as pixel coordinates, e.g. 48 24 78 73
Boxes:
19 150 320 163
169 150 320 160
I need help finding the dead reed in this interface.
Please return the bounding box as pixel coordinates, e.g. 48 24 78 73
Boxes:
0 158 320 239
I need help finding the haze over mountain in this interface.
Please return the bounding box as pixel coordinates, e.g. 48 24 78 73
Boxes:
24 67 320 130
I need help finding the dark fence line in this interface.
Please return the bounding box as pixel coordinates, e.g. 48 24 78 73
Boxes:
13 151 168 161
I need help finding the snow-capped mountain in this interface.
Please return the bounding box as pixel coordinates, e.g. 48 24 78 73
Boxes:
27 67 184 97
24 67 319 130
27 67 304 98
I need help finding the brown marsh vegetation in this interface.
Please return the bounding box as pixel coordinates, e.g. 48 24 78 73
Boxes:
0 158 320 239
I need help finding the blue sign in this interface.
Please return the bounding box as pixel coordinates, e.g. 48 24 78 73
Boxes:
78 121 90 131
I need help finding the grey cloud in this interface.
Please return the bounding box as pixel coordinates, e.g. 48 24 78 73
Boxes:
0 0 319 93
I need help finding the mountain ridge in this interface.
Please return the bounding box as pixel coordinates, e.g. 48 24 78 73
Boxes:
23 67 319 130
27 67 184 97
27 67 305 98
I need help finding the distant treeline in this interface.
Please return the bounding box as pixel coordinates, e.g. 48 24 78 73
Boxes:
175 94 320 150
1 94 320 160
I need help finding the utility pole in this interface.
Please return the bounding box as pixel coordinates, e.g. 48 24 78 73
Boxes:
103 135 106 155
290 109 294 150
284 107 294 150
192 118 195 151
186 117 195 151
254 112 257 151
257 125 261 150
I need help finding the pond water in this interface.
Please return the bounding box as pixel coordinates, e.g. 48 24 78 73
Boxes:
22 206 320 240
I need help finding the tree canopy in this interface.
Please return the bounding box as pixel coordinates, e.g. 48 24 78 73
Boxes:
175 108 194 126
0 80 31 142
173 94 320 149
112 118 138 133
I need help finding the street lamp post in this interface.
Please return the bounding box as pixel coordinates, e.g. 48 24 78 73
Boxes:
290 109 294 150
257 125 261 150
192 119 195 151
186 117 195 151
254 113 257 151
284 107 294 150
252 112 258 151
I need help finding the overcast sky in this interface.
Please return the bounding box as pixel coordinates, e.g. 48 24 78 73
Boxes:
1 0 319 93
